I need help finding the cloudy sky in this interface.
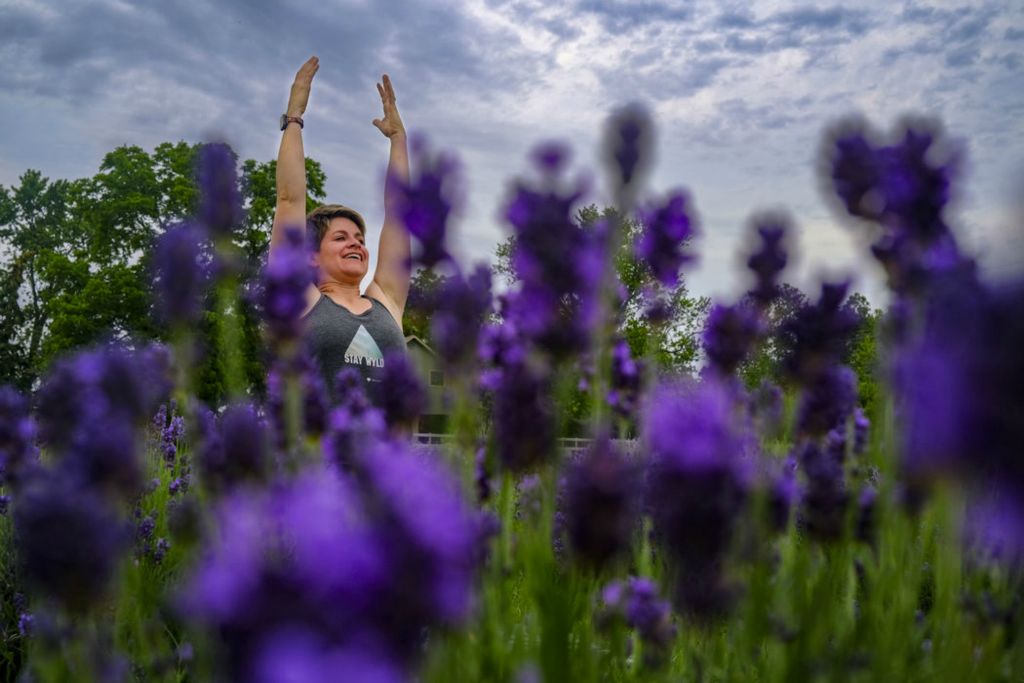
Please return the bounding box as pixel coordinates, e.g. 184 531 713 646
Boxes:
2 0 1022 306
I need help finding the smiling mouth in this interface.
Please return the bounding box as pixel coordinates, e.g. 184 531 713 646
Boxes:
344 254 363 261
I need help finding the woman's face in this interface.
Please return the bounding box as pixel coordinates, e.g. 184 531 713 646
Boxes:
313 217 369 284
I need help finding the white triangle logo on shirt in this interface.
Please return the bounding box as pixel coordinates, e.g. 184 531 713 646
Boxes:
344 325 385 368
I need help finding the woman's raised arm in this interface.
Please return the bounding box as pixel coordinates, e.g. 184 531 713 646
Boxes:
270 56 319 255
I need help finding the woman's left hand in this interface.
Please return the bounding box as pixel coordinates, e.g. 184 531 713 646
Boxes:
372 74 406 139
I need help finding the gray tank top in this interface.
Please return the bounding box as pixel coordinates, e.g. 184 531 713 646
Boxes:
302 294 407 403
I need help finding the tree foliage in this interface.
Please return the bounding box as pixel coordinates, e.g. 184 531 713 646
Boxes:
0 142 327 400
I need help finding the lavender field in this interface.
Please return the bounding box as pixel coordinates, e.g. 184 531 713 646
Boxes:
1 109 1022 683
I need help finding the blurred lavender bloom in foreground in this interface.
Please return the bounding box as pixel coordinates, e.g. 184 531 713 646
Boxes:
377 351 425 431
262 226 313 342
389 136 460 269
780 280 859 384
430 264 492 370
604 104 654 193
746 216 789 308
0 385 39 490
702 303 764 378
153 221 212 328
600 576 677 653
14 472 129 614
194 402 269 493
796 440 850 543
895 279 1024 499
503 144 604 360
636 189 698 287
197 142 244 237
562 437 641 569
607 338 642 418
493 361 556 472
643 379 751 620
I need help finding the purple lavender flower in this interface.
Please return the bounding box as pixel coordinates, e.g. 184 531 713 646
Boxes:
855 485 878 545
636 190 698 287
562 438 642 568
153 221 211 327
780 280 860 384
530 141 570 175
195 402 268 493
62 413 143 500
197 142 244 237
895 278 1024 492
607 339 642 418
643 379 751 619
161 414 185 468
431 264 492 369
153 538 171 564
0 384 39 489
389 137 460 269
503 155 604 360
169 476 190 496
251 630 404 683
354 440 481 634
35 344 170 451
321 373 386 472
493 363 556 472
600 576 676 658
797 364 857 437
184 469 390 678
266 350 330 446
746 217 788 307
796 440 850 542
605 104 653 190
377 351 425 431
0 495 8 516
964 487 1024 567
826 119 962 264
852 408 870 457
767 456 799 533
14 473 129 614
262 226 313 341
18 612 33 637
702 303 765 377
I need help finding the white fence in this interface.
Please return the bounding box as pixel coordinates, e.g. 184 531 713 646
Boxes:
412 433 640 455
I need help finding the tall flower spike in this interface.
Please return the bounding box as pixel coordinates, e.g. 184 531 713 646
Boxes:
431 264 493 369
636 190 698 287
605 104 653 192
503 146 604 360
780 280 859 384
14 472 128 614
154 221 212 327
197 142 244 237
0 385 39 490
562 437 642 568
262 227 314 342
390 136 460 269
702 303 765 377
377 351 426 431
746 217 788 307
643 379 751 620
493 362 556 472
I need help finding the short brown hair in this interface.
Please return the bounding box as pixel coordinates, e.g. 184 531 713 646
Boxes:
306 204 367 251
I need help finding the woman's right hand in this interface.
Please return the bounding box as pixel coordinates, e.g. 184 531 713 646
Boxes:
287 56 319 117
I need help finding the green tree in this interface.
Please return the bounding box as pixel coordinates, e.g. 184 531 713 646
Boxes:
0 142 328 400
403 267 447 341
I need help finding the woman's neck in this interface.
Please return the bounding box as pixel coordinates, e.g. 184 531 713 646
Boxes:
318 280 362 306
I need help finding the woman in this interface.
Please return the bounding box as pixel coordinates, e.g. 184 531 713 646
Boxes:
270 56 410 402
